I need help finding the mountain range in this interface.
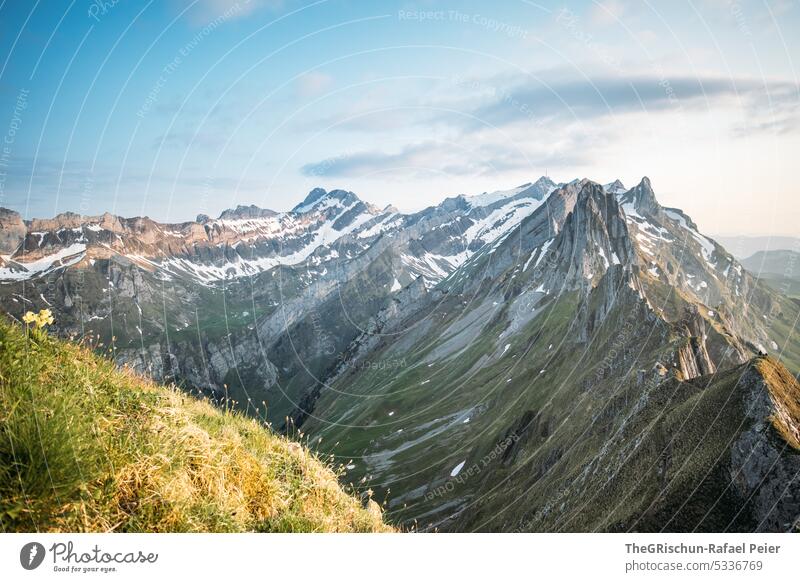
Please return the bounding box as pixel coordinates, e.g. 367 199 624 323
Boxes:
714 236 800 260
741 249 800 299
1 176 798 532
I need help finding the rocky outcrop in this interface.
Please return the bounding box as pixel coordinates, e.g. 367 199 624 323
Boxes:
331 275 430 374
116 335 279 402
619 176 661 217
218 204 277 221
675 307 717 379
677 337 716 379
0 208 25 254
730 358 800 531
544 182 637 290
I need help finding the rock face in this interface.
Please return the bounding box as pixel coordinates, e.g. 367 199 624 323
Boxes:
619 175 660 217
544 182 637 289
676 338 715 379
0 208 25 254
1 176 798 533
731 359 800 532
674 307 717 379
217 204 277 221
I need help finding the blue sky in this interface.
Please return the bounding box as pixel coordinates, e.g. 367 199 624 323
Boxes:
0 0 798 235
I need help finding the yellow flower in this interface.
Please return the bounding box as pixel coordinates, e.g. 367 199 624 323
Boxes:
23 308 55 329
40 309 54 326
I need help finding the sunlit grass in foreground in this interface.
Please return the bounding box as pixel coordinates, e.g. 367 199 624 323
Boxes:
0 318 391 533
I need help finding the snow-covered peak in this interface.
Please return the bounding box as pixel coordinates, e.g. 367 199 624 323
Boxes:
466 184 532 208
291 188 361 214
464 176 557 209
603 180 626 195
618 177 659 217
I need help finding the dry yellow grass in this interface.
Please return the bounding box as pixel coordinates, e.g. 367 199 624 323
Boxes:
0 320 393 532
756 356 800 451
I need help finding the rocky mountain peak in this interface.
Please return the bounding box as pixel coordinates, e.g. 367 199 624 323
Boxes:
519 176 558 200
546 181 637 288
27 211 86 232
463 176 558 209
620 176 660 216
292 188 362 214
327 189 362 208
217 204 277 221
0 207 21 220
297 187 328 207
583 182 633 242
603 179 626 194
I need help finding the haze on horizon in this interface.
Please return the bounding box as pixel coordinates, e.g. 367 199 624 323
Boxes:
0 0 798 237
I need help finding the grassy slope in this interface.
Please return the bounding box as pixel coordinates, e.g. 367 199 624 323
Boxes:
307 273 800 531
756 357 800 450
456 356 800 533
758 275 800 300
306 291 629 527
604 356 800 532
0 320 391 533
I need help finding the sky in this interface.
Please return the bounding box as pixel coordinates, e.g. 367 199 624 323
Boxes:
0 0 798 236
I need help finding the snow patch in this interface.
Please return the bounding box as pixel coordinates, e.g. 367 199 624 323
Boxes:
0 243 87 281
450 460 466 477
